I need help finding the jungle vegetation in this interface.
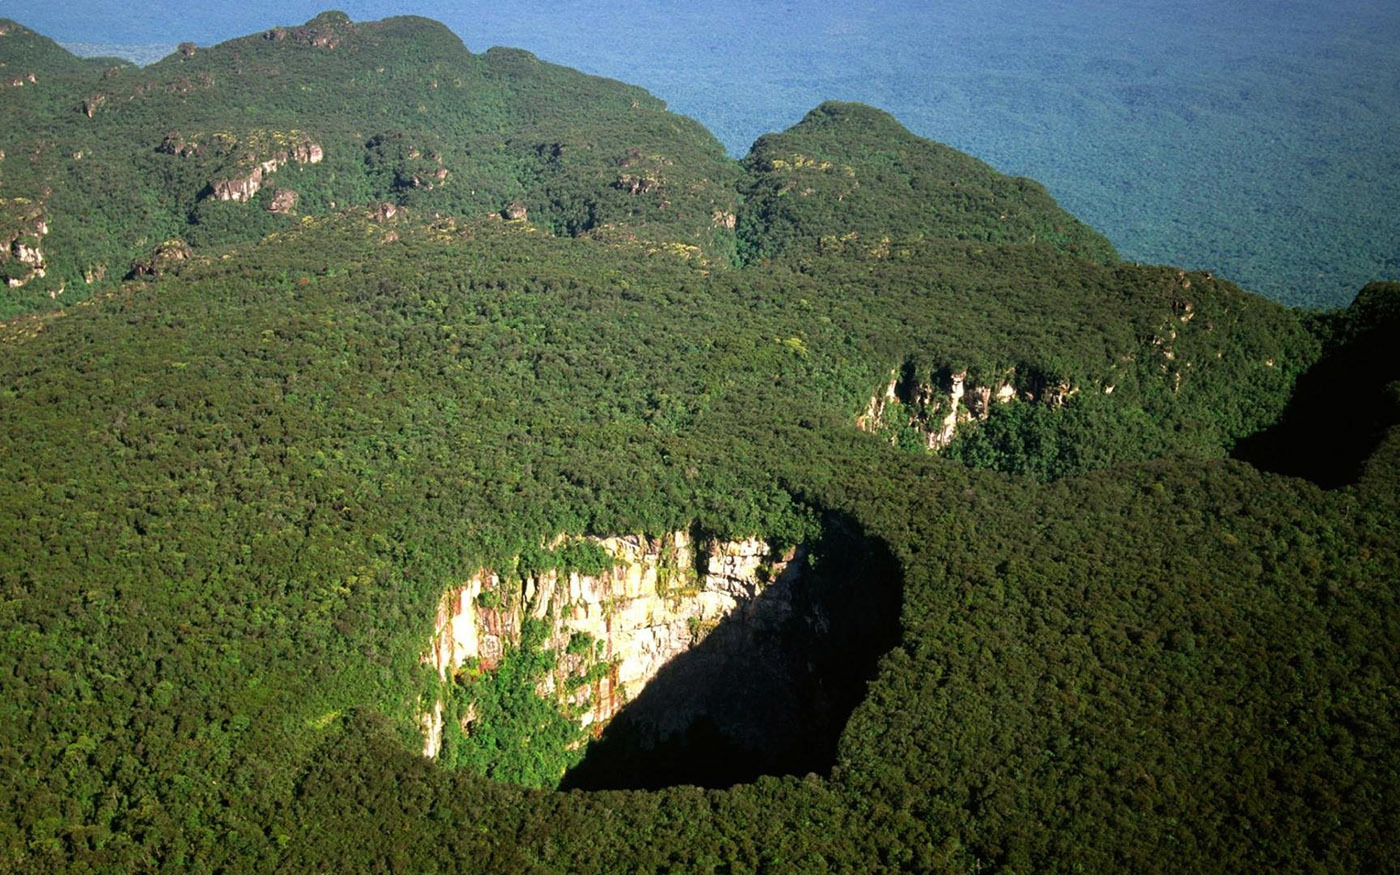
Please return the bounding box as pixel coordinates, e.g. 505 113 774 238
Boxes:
0 12 1397 872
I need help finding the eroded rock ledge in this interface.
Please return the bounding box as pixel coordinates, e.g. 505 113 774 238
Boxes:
1 196 49 290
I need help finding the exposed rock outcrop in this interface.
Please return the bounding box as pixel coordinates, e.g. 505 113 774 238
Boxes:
858 363 1074 450
127 239 192 279
157 132 203 157
611 147 672 196
291 141 324 165
616 174 659 195
265 188 298 214
266 12 356 49
205 134 324 203
855 371 900 434
1 201 50 289
211 165 268 203
420 532 804 757
11 241 43 268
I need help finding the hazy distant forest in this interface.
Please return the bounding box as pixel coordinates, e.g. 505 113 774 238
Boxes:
38 0 1400 310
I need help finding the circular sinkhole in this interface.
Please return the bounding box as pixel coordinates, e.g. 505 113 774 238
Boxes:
421 513 903 791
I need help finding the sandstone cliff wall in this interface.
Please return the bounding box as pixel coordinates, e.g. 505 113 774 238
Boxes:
859 364 1076 450
419 532 803 758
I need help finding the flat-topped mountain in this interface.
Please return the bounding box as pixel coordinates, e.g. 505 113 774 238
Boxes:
0 12 739 309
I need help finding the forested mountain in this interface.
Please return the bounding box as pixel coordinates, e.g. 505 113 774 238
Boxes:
737 101 1118 265
0 11 739 315
1 13 1396 872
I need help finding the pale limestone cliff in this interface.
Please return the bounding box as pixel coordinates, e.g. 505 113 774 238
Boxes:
858 364 1074 450
420 699 445 759
420 532 802 758
2 203 49 289
291 141 325 165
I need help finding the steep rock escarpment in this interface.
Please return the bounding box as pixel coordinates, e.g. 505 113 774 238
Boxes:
1 198 49 290
420 532 802 758
155 130 326 204
208 140 323 203
420 522 901 789
126 239 193 280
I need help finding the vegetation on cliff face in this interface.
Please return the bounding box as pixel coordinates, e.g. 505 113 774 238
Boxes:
437 617 587 789
0 12 1396 873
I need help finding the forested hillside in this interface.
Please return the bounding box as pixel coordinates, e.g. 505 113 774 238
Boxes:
0 12 739 316
1 13 1396 872
738 101 1117 265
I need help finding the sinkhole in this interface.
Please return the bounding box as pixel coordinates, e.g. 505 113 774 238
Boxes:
421 513 903 791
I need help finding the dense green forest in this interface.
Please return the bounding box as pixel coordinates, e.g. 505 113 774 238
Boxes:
1 13 1397 872
29 0 1400 308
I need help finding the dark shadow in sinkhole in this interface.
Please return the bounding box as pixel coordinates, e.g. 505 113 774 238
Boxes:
559 512 902 791
1233 281 1400 489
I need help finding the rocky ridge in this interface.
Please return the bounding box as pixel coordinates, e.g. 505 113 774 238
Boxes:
206 138 324 203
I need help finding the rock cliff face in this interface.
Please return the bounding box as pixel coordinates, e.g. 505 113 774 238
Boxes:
159 130 325 204
859 363 1075 450
265 11 356 49
420 532 804 758
265 188 298 214
1 201 49 289
209 140 323 203
127 239 192 279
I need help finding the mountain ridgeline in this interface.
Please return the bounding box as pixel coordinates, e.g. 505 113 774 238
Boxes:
737 101 1117 265
0 12 1117 315
0 12 1397 873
